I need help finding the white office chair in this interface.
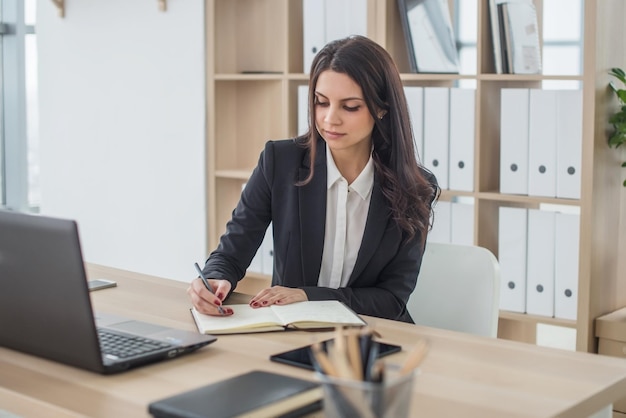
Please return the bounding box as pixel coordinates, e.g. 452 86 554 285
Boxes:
407 242 501 337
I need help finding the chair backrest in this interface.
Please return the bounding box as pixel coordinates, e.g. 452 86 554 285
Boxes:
407 242 501 337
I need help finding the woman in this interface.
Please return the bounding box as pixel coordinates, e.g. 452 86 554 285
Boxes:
188 35 439 322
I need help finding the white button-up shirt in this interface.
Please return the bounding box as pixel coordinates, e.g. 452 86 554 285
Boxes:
317 145 374 289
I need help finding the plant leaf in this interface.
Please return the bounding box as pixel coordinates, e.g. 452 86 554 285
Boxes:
609 112 626 124
611 67 626 84
609 131 626 148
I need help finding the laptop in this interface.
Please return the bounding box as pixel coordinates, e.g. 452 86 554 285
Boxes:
0 209 217 374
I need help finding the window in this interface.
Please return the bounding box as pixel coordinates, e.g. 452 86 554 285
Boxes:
541 0 583 89
453 0 477 88
0 0 39 211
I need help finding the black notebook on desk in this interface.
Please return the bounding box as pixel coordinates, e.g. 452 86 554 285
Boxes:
148 370 323 418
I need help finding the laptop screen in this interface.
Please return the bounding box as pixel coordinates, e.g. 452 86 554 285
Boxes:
0 210 216 373
0 210 105 372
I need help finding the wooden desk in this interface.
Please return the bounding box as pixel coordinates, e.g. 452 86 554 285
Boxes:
1 264 625 418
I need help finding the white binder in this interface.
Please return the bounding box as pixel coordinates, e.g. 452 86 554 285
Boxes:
304 0 367 73
554 212 580 320
423 87 450 189
326 0 367 43
404 86 424 163
450 202 474 245
449 88 475 191
498 206 528 313
500 88 529 194
428 200 451 244
556 90 583 199
325 0 347 43
526 209 556 317
528 89 557 197
297 85 309 136
302 0 326 74
248 247 264 275
261 223 274 276
243 182 263 274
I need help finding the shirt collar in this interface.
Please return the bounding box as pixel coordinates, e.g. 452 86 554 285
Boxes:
326 144 374 200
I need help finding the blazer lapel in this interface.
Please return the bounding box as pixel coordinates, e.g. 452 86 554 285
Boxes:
299 142 327 286
349 175 390 284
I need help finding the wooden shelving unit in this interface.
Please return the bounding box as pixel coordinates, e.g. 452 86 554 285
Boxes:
205 0 626 352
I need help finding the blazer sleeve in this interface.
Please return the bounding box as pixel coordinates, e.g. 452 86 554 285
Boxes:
201 144 274 292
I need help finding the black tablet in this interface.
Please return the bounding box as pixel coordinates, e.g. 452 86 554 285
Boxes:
270 339 401 371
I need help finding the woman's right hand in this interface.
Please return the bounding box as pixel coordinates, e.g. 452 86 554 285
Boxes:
187 277 233 316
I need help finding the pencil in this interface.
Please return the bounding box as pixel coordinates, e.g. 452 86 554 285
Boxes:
311 342 339 377
346 329 363 380
330 327 355 379
399 338 430 375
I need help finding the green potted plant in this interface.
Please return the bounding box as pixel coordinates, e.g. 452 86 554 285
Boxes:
608 67 626 187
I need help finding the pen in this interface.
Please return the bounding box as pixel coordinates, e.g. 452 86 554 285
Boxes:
194 262 226 315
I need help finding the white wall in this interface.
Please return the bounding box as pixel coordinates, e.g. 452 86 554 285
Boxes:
37 0 206 281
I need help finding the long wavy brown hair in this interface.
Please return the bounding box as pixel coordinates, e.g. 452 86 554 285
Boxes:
298 35 439 244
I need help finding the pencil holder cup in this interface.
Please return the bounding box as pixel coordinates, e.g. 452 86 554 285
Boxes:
317 365 415 418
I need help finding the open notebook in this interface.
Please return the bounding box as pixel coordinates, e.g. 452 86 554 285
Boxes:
0 210 216 374
191 300 366 334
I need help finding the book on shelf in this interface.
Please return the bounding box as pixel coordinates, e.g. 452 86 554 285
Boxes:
498 0 542 74
497 1 512 73
489 0 542 74
191 300 366 335
488 0 505 74
397 0 460 73
148 370 323 418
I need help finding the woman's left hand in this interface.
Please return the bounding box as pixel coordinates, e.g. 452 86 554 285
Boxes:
249 286 308 308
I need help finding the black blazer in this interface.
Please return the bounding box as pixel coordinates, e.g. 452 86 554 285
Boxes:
203 138 436 323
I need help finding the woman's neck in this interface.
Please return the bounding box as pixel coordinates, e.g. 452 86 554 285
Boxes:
330 146 371 184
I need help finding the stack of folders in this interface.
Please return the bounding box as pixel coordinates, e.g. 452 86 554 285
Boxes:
500 88 583 199
488 0 542 74
498 207 580 320
418 87 475 192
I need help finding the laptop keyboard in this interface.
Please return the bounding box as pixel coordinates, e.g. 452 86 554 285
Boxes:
98 329 174 359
